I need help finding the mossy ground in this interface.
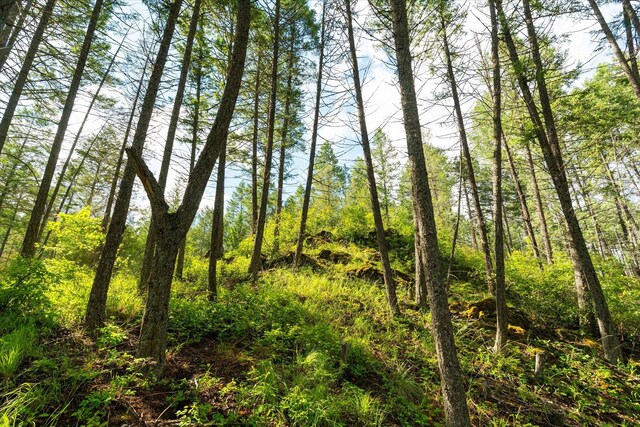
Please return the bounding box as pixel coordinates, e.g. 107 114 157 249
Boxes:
1 239 639 426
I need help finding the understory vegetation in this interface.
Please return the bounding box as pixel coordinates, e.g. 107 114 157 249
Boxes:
1 228 638 426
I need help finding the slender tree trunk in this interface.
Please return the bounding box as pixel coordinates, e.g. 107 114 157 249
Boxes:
504 134 540 261
249 0 280 279
295 1 325 266
0 192 24 258
588 0 640 100
624 6 640 81
502 0 623 363
102 58 149 231
21 0 105 257
570 166 608 258
502 204 514 255
84 0 184 332
345 0 399 316
139 0 201 289
251 56 262 235
390 0 471 424
446 154 464 288
440 14 494 293
0 0 56 155
274 25 296 254
463 182 478 250
133 0 250 373
40 32 127 241
524 140 553 263
0 124 31 214
489 0 507 353
208 138 226 300
0 0 32 71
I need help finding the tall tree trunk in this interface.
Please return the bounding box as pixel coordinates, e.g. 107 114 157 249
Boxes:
139 0 201 290
133 0 250 373
588 0 640 100
251 55 262 235
21 0 105 257
208 138 226 301
463 182 478 250
524 140 553 263
0 0 56 155
294 1 326 266
102 58 149 231
84 0 184 332
489 0 507 353
249 0 280 279
570 165 609 258
0 0 32 71
345 0 399 316
503 135 540 261
624 5 640 81
440 13 494 293
501 0 623 363
40 32 127 241
274 25 296 254
390 0 471 424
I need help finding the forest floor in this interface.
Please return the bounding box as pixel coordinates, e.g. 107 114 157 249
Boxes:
1 235 640 426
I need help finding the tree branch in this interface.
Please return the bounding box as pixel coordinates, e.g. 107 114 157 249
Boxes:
125 147 169 215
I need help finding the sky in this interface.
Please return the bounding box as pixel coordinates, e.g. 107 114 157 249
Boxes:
48 0 622 218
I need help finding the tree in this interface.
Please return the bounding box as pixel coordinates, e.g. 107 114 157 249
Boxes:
389 0 471 424
85 0 186 332
249 0 281 279
497 0 623 363
371 129 400 227
344 0 399 316
21 0 106 257
128 0 250 373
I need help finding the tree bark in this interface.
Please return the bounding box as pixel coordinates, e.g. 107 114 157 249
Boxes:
274 24 296 254
251 55 262 235
390 0 471 424
345 0 399 316
139 0 202 290
84 0 184 332
249 0 280 279
0 0 15 40
0 0 56 155
208 138 226 300
294 1 325 266
502 0 623 363
489 0 507 353
439 11 494 294
21 0 105 258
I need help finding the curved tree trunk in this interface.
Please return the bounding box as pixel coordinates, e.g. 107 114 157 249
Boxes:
139 0 202 290
390 0 471 424
134 0 250 373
